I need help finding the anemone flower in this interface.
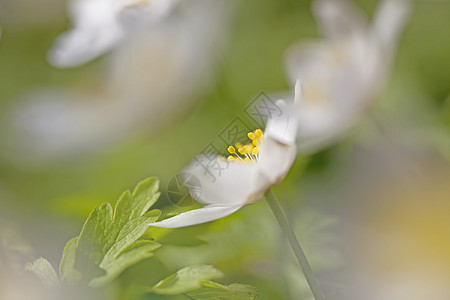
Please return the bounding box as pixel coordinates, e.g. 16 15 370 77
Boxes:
285 0 411 153
2 0 230 162
48 0 180 67
150 82 302 228
150 82 326 300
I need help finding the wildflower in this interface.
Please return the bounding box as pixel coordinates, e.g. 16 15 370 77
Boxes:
150 82 302 228
4 0 229 160
285 0 411 153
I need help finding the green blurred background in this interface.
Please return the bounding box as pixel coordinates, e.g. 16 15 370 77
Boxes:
0 0 449 299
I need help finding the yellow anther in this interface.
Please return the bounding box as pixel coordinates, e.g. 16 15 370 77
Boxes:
223 129 264 163
239 145 251 154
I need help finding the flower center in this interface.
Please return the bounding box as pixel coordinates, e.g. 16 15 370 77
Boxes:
227 129 264 162
303 83 326 104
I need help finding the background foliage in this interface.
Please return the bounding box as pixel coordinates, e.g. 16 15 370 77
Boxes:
0 0 449 299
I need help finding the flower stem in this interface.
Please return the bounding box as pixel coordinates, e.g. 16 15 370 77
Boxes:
265 189 325 300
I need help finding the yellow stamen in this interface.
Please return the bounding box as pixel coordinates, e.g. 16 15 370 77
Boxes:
222 129 264 163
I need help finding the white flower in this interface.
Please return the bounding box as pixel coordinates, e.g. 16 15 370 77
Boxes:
285 0 411 153
48 0 180 67
150 82 302 228
3 0 230 161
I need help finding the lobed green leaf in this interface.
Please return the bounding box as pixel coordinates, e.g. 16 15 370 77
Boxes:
186 281 259 300
59 237 81 283
147 265 224 295
51 177 162 287
25 257 59 287
90 240 161 287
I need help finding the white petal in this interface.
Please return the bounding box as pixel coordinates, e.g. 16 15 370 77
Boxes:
294 79 303 104
3 90 120 157
313 0 367 39
372 0 411 57
48 29 123 68
264 100 299 145
149 204 244 228
48 0 124 67
284 42 335 88
256 100 298 188
182 155 261 206
257 137 296 188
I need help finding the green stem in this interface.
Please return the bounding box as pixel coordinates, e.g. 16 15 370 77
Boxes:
266 189 325 300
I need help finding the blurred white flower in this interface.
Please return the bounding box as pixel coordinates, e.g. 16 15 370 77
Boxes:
285 0 411 153
48 0 180 67
150 82 302 228
3 0 231 161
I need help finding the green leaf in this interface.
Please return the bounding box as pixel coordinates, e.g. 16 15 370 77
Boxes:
186 281 259 300
25 257 59 287
148 265 224 295
90 240 161 287
75 203 113 281
71 177 161 286
114 177 160 222
59 237 81 283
